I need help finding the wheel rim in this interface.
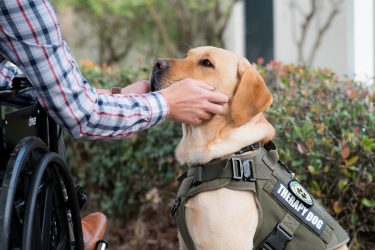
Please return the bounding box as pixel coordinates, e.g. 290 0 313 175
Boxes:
22 152 83 250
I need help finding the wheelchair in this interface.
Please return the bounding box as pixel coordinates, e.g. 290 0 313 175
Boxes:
0 77 108 250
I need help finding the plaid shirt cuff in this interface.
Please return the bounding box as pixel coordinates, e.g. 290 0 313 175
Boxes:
140 91 169 128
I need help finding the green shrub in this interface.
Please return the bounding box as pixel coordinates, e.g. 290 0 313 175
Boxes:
258 61 374 249
66 61 374 248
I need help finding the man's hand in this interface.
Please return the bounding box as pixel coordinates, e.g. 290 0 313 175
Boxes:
160 78 229 125
121 80 150 94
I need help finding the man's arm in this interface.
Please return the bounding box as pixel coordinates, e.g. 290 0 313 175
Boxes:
0 0 168 139
0 0 229 139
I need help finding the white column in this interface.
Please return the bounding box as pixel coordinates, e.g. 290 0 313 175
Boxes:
353 0 374 84
223 1 245 56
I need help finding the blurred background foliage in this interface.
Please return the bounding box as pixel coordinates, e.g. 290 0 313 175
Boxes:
54 0 238 65
53 1 375 249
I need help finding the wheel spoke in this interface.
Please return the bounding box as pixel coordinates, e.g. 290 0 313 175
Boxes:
56 235 68 250
31 203 42 249
41 177 53 249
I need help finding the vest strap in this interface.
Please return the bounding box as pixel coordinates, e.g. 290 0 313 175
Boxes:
176 197 196 250
258 213 300 250
187 156 258 186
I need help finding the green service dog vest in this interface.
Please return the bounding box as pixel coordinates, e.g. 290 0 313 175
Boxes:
170 142 349 250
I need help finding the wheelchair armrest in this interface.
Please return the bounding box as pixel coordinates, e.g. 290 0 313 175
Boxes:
81 212 108 250
0 76 36 107
12 76 32 89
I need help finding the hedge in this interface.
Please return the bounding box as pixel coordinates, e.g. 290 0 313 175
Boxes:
66 60 374 249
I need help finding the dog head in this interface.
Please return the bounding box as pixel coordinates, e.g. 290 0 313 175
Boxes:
151 46 272 126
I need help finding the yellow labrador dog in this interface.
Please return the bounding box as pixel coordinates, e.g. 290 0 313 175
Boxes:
150 46 348 250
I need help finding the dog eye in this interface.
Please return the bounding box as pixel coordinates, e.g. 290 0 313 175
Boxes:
199 59 215 68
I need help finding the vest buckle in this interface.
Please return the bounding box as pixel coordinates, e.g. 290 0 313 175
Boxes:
232 158 255 181
231 158 244 180
243 160 256 181
258 223 294 250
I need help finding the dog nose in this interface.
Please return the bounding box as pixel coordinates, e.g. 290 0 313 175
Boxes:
153 59 169 71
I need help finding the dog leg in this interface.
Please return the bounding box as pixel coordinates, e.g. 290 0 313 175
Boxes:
183 188 258 250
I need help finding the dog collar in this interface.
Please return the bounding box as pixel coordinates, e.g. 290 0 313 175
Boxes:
234 142 260 155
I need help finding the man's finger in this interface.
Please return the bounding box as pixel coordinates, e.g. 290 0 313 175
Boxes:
206 91 229 103
191 117 202 125
198 111 212 120
203 102 224 115
191 79 215 91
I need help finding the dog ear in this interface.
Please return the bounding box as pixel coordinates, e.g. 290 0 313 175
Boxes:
231 59 272 127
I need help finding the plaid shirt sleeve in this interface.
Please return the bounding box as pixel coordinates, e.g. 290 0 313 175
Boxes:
0 0 169 139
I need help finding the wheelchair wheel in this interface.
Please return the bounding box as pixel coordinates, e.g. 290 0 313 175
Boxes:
0 137 48 250
0 137 84 250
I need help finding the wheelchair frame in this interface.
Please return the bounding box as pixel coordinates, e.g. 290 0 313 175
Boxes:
0 77 86 250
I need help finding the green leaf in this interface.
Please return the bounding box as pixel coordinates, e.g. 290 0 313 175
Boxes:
310 180 320 193
302 119 313 135
294 126 303 138
307 165 317 175
351 212 358 225
338 179 348 191
345 156 359 167
361 198 374 207
361 136 375 152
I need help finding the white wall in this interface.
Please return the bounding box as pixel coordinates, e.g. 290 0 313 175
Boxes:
274 0 352 77
224 0 375 82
